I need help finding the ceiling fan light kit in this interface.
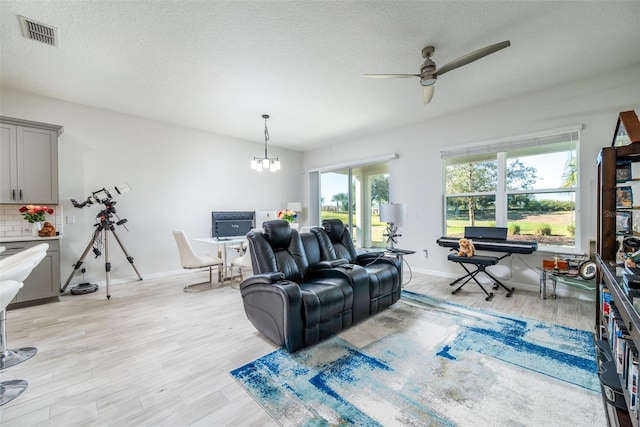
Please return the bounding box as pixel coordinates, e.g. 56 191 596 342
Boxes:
365 40 511 104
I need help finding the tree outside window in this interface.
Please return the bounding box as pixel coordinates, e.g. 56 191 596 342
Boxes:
444 135 578 250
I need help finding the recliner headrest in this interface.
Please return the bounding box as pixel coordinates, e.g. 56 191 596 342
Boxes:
322 219 345 243
263 220 292 249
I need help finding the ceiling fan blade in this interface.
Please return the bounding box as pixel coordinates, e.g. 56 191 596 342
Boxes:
363 73 421 79
436 40 510 76
423 85 434 104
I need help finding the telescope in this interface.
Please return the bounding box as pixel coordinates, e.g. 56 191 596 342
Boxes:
62 183 142 298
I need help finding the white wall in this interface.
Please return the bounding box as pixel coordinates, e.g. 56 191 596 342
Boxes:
2 64 638 295
0 88 304 285
303 63 640 296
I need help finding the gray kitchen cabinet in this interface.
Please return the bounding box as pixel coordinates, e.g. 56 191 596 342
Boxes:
0 116 63 204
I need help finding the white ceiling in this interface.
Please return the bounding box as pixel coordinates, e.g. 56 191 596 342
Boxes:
1 1 639 152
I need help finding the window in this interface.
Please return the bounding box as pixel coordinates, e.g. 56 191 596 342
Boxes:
319 162 390 248
442 130 579 251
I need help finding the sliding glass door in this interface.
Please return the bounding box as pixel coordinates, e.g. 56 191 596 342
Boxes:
320 162 389 248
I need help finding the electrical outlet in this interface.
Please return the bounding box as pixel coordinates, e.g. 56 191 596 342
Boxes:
22 226 31 232
423 249 428 259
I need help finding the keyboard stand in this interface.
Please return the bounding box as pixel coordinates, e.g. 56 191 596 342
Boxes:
447 253 515 301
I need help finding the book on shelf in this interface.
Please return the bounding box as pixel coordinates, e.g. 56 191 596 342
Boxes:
626 344 638 415
608 308 632 375
617 211 633 233
618 161 633 182
617 186 634 208
602 286 612 318
618 186 634 208
616 325 630 375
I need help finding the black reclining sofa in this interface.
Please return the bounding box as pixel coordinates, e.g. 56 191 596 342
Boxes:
239 219 401 352
313 219 402 314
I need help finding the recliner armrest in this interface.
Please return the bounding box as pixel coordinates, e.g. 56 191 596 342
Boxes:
239 272 285 288
357 253 401 270
356 252 385 262
240 278 305 352
308 258 349 271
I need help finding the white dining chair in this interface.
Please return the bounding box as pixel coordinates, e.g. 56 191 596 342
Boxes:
229 251 252 283
173 230 224 292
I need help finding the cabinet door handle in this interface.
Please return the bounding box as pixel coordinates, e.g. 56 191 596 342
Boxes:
19 189 22 201
12 189 16 201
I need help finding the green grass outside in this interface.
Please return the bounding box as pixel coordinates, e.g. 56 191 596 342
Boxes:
447 217 573 237
320 210 574 246
321 211 386 244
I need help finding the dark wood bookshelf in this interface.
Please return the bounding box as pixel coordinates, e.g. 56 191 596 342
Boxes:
597 110 640 427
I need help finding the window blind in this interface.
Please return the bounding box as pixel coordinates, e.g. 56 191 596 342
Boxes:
440 125 582 161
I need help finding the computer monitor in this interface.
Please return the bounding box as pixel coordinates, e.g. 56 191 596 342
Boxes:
211 211 255 240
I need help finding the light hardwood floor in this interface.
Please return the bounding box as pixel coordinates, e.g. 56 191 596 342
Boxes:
0 269 595 426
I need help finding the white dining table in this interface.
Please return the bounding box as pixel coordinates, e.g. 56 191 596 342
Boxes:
194 237 247 280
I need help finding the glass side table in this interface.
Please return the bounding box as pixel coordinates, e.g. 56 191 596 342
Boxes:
538 268 596 299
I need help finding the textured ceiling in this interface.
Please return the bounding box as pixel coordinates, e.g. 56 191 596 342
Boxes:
1 1 639 151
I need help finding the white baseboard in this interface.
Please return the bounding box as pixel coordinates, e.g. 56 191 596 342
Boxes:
409 267 594 301
97 265 593 301
88 268 207 287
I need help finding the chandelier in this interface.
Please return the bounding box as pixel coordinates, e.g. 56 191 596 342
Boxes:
251 114 281 172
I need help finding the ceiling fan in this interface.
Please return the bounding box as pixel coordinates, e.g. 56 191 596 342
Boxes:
364 40 511 104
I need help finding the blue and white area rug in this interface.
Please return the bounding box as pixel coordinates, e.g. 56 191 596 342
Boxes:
231 290 605 426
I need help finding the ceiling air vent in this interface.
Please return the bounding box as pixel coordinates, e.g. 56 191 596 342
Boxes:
19 15 58 47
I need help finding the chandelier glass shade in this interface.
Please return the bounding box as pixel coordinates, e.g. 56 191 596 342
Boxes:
251 114 281 172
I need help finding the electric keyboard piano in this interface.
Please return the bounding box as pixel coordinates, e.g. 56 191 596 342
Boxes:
437 226 537 254
437 227 538 301
436 236 538 254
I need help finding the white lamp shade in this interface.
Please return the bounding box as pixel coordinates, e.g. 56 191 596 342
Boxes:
287 202 302 211
380 203 406 224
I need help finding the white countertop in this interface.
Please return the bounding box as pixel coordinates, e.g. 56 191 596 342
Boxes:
0 235 62 243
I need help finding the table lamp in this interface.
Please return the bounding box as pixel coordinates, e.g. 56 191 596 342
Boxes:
287 202 302 213
380 203 406 250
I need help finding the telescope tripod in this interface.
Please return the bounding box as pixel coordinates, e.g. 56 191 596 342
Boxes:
62 219 142 299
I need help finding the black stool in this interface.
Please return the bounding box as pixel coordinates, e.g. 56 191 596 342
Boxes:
447 254 515 301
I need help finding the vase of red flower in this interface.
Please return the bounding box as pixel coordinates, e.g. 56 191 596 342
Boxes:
19 205 54 237
277 209 297 223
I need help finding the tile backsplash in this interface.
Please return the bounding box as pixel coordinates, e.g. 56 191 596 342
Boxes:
0 204 63 238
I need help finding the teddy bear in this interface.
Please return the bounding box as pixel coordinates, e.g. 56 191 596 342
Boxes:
458 238 476 257
38 221 56 237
